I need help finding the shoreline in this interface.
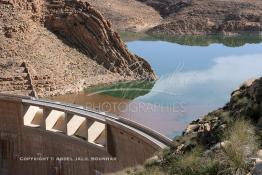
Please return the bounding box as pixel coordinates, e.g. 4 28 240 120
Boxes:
39 73 136 97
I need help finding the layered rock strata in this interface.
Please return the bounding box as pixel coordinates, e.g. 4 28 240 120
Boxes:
45 0 156 80
0 0 156 97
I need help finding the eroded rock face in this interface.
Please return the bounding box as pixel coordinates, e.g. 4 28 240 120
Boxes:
0 0 156 97
44 0 156 80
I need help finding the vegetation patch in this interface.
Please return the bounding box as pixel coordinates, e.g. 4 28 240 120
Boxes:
131 119 259 175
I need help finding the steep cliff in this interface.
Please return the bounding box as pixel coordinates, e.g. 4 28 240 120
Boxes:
0 0 156 97
45 0 156 80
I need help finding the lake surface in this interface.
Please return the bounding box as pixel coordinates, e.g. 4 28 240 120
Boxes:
51 34 262 138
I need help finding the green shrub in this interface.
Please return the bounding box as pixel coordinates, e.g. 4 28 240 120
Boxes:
138 167 163 175
136 119 258 175
166 147 220 175
215 119 258 174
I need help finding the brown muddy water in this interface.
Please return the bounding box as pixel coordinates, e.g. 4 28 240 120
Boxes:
49 91 217 137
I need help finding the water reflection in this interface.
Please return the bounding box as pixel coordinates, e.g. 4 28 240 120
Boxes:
85 81 155 100
146 34 262 47
50 34 262 138
140 54 262 106
120 31 262 47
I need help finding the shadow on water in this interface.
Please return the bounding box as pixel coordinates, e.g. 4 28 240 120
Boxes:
120 31 262 47
85 80 155 100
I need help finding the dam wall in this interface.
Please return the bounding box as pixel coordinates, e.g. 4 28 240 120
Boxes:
0 94 172 175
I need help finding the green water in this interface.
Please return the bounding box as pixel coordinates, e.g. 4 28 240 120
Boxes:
85 81 155 100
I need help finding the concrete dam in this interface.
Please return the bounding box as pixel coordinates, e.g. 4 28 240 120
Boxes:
0 93 172 175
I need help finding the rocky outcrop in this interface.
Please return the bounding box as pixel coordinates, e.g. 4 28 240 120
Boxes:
44 0 156 80
136 0 192 17
171 77 262 154
0 0 156 97
114 77 262 175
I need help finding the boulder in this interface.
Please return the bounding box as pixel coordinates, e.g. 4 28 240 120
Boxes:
250 160 262 175
184 124 199 134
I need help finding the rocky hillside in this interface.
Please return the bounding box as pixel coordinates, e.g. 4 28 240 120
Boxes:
85 0 162 32
87 0 262 36
84 0 191 32
0 0 156 97
113 77 262 174
145 77 262 174
171 78 262 153
148 0 262 35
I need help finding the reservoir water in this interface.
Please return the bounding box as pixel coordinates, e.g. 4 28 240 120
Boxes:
50 34 262 138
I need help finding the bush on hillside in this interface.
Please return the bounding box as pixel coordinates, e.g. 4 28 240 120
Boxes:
138 118 258 175
215 119 258 174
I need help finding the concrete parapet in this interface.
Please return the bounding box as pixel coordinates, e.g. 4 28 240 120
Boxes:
0 93 172 175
